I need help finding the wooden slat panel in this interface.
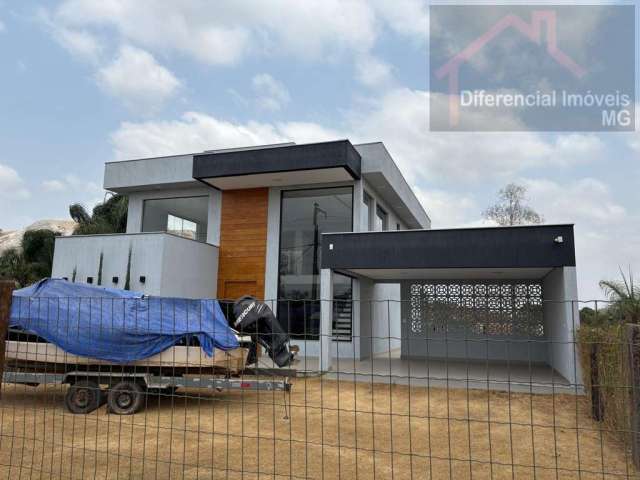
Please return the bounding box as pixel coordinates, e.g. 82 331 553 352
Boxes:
217 188 269 300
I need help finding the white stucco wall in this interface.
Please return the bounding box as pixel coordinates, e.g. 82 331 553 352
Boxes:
52 233 219 299
159 234 219 298
543 266 581 385
104 155 197 191
370 284 402 355
355 180 407 359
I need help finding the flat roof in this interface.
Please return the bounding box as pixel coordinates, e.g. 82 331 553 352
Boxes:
103 139 430 228
321 224 576 278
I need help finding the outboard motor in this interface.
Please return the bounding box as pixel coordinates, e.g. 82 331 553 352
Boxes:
232 296 294 368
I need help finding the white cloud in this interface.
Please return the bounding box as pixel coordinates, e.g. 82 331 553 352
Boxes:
370 0 429 40
524 178 626 225
96 45 181 114
110 110 353 161
111 112 286 160
42 180 65 192
51 0 381 65
349 89 605 183
0 19 6 33
413 187 477 228
42 175 101 195
45 0 431 68
276 122 343 143
54 28 103 63
0 164 30 199
37 9 103 63
355 55 394 88
521 177 637 301
252 74 290 111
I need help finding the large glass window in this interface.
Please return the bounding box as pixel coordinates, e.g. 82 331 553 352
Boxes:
277 187 353 339
142 196 209 242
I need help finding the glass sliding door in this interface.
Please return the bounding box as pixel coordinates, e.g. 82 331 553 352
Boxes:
277 187 353 339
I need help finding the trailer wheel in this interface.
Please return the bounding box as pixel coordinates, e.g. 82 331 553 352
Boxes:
108 381 145 415
64 380 103 414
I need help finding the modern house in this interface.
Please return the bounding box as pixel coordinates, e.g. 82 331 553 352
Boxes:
51 139 580 386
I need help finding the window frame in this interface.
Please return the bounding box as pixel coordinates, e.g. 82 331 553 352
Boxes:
276 185 355 340
376 204 389 231
141 195 209 243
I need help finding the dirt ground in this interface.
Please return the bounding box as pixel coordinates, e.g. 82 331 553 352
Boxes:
0 377 637 480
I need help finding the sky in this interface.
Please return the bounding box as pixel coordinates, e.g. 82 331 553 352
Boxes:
0 0 638 301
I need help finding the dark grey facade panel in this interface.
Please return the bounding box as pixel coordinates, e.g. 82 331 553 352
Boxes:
321 225 576 270
192 140 361 180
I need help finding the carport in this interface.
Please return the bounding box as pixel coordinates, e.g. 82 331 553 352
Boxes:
318 224 580 388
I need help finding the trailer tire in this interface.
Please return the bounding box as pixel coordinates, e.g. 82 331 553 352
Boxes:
64 380 103 414
108 381 145 415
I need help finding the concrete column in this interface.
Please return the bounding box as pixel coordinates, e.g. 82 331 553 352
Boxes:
126 193 144 233
207 189 222 246
370 195 378 231
320 268 333 371
264 188 282 303
353 180 364 232
359 277 374 360
351 279 361 359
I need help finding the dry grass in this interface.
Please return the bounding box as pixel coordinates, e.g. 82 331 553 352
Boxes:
0 377 637 479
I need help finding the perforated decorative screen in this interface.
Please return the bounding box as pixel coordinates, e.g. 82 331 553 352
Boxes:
407 281 544 339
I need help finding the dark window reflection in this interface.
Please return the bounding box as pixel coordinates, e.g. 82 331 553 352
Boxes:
277 187 353 339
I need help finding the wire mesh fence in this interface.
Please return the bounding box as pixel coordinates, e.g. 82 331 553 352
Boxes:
0 286 639 479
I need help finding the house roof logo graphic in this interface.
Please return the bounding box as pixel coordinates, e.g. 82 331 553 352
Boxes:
435 10 587 127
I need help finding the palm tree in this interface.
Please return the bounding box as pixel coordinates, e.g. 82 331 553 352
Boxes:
599 267 640 324
70 194 128 235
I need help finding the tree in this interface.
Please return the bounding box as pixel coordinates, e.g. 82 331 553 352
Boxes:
483 183 543 226
599 267 640 324
0 249 33 287
0 229 58 287
22 229 57 279
70 194 128 235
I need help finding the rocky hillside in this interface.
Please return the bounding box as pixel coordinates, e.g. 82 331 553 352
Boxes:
0 220 77 255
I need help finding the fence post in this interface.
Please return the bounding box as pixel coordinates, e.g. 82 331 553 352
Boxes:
590 342 604 421
0 281 16 397
626 324 640 469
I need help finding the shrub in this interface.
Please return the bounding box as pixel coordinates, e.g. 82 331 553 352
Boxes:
0 249 33 287
577 324 632 446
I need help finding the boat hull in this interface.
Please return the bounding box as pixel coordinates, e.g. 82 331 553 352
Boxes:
4 340 249 374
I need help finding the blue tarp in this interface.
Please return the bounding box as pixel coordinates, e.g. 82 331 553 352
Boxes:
9 279 239 363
